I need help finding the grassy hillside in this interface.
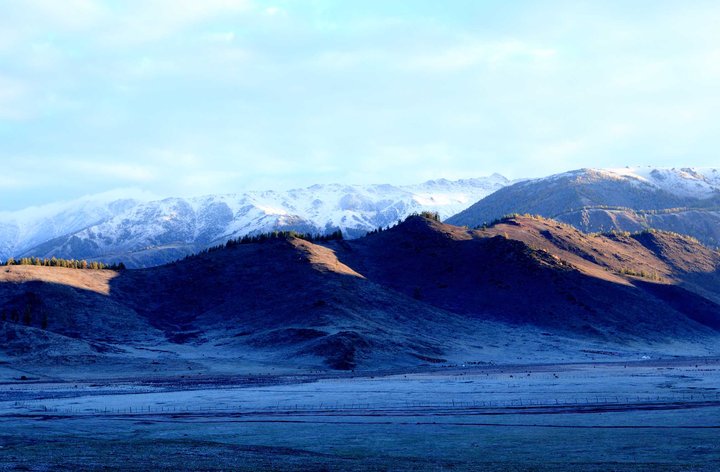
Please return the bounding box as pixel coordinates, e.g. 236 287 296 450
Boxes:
2 214 719 370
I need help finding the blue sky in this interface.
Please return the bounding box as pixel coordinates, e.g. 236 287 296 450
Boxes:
1 0 720 210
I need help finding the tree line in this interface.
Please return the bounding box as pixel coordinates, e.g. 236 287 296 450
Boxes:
2 256 125 271
226 229 344 247
181 229 345 261
366 212 440 236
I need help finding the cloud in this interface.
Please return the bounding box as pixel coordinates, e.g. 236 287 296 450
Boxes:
405 40 557 72
0 75 31 120
102 0 254 45
13 0 105 31
3 1 720 210
265 6 285 16
206 32 237 43
0 174 41 190
66 161 157 182
177 170 244 191
312 49 384 68
0 0 255 48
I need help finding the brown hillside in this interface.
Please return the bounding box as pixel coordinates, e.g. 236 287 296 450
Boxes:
0 265 118 294
334 215 720 338
2 215 720 369
1 238 477 369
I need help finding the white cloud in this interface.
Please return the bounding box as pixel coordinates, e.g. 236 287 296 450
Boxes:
3 1 720 209
147 149 202 168
405 40 557 72
100 0 253 45
206 32 236 43
312 49 383 68
18 0 106 31
265 6 284 16
178 170 244 190
0 0 254 48
66 161 157 182
0 175 39 190
533 140 586 162
0 75 31 120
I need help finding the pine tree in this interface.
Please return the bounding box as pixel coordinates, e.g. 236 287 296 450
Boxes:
418 211 440 222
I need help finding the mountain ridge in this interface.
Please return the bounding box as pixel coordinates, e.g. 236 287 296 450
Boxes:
2 213 718 371
0 175 509 268
447 167 720 247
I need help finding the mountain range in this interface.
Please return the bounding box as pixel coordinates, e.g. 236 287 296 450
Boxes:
2 214 719 370
448 167 720 247
0 176 509 268
2 166 720 269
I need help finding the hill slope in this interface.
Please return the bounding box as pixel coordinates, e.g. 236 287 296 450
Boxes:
1 214 719 371
447 167 720 247
0 237 506 370
333 215 720 339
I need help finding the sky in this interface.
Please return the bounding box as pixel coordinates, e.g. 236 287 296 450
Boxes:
1 0 720 210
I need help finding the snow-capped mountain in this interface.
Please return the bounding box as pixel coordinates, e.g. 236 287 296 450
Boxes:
0 189 157 261
448 167 720 247
1 175 509 267
565 167 720 199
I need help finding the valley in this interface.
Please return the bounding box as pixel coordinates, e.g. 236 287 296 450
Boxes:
1 358 719 470
5 0 719 468
2 209 719 470
2 214 720 372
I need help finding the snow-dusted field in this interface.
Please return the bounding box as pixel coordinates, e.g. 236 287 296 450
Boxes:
1 358 719 470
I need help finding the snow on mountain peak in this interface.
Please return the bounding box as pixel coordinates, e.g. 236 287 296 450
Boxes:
0 176 509 265
3 168 715 267
599 167 720 198
535 167 720 199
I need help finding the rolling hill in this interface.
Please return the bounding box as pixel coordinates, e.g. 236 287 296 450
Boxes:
1 214 719 371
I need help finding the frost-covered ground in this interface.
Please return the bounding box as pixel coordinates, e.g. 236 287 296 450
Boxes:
1 358 719 471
